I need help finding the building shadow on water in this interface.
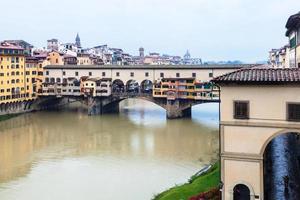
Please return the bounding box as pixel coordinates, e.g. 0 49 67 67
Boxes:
264 132 300 200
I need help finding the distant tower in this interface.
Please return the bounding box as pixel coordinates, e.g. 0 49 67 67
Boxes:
75 33 81 48
184 50 191 60
139 47 144 58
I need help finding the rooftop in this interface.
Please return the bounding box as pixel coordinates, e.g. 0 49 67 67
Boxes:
213 67 300 84
285 11 300 36
44 64 258 70
0 42 24 50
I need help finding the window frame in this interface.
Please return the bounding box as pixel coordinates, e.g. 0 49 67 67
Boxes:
287 102 300 122
233 100 249 120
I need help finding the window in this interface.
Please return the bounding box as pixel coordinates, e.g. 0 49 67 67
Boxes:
130 72 134 77
209 72 213 78
145 72 149 77
116 72 120 77
102 72 106 77
160 73 164 78
298 29 300 44
290 36 297 49
176 73 180 78
192 73 196 78
63 71 66 76
287 103 300 121
89 72 92 76
75 72 79 76
46 71 49 75
234 101 249 119
56 59 58 63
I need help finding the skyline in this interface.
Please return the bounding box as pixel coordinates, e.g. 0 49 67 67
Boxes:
1 0 300 62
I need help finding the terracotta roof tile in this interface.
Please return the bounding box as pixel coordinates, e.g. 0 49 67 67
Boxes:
213 67 300 84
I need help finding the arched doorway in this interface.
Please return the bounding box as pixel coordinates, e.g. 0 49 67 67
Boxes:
112 79 125 93
140 79 153 94
233 184 250 200
263 132 300 200
126 80 139 93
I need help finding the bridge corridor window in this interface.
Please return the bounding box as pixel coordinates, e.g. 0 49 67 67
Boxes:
192 73 196 78
234 101 249 119
75 72 79 76
287 103 300 121
145 72 149 77
89 72 92 76
176 73 180 78
102 72 106 77
209 72 213 78
63 71 66 76
160 73 164 78
130 72 134 77
116 72 120 77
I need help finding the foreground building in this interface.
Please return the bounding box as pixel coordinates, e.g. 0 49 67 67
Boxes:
213 68 300 200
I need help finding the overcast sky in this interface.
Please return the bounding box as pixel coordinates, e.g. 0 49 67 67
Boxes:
0 0 299 62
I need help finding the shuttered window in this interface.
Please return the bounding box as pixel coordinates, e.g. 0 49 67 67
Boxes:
287 103 300 121
290 37 296 48
234 101 249 119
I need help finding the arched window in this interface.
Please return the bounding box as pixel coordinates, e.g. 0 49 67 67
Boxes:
56 78 61 83
233 184 250 200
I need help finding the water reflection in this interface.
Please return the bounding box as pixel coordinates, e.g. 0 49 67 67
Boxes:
0 99 219 200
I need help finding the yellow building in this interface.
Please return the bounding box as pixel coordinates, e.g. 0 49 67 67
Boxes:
47 51 64 65
0 42 26 103
25 57 45 99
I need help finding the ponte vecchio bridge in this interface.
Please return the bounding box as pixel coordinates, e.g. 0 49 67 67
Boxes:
40 64 255 118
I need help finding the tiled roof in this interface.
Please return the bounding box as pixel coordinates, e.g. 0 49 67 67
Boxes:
0 42 24 50
213 68 300 84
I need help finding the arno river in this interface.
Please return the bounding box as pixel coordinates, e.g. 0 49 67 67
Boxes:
0 99 219 200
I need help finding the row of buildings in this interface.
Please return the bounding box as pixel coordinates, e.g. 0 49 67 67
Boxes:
269 12 300 68
41 76 218 101
44 35 202 66
0 34 203 106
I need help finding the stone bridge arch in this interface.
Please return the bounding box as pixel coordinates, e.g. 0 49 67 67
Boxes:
260 128 300 157
87 94 217 119
140 79 153 94
125 79 139 93
112 79 125 93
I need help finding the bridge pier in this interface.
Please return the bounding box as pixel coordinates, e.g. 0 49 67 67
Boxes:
166 100 192 119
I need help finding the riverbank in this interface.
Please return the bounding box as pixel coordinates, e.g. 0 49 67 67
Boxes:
0 114 19 122
153 162 220 200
